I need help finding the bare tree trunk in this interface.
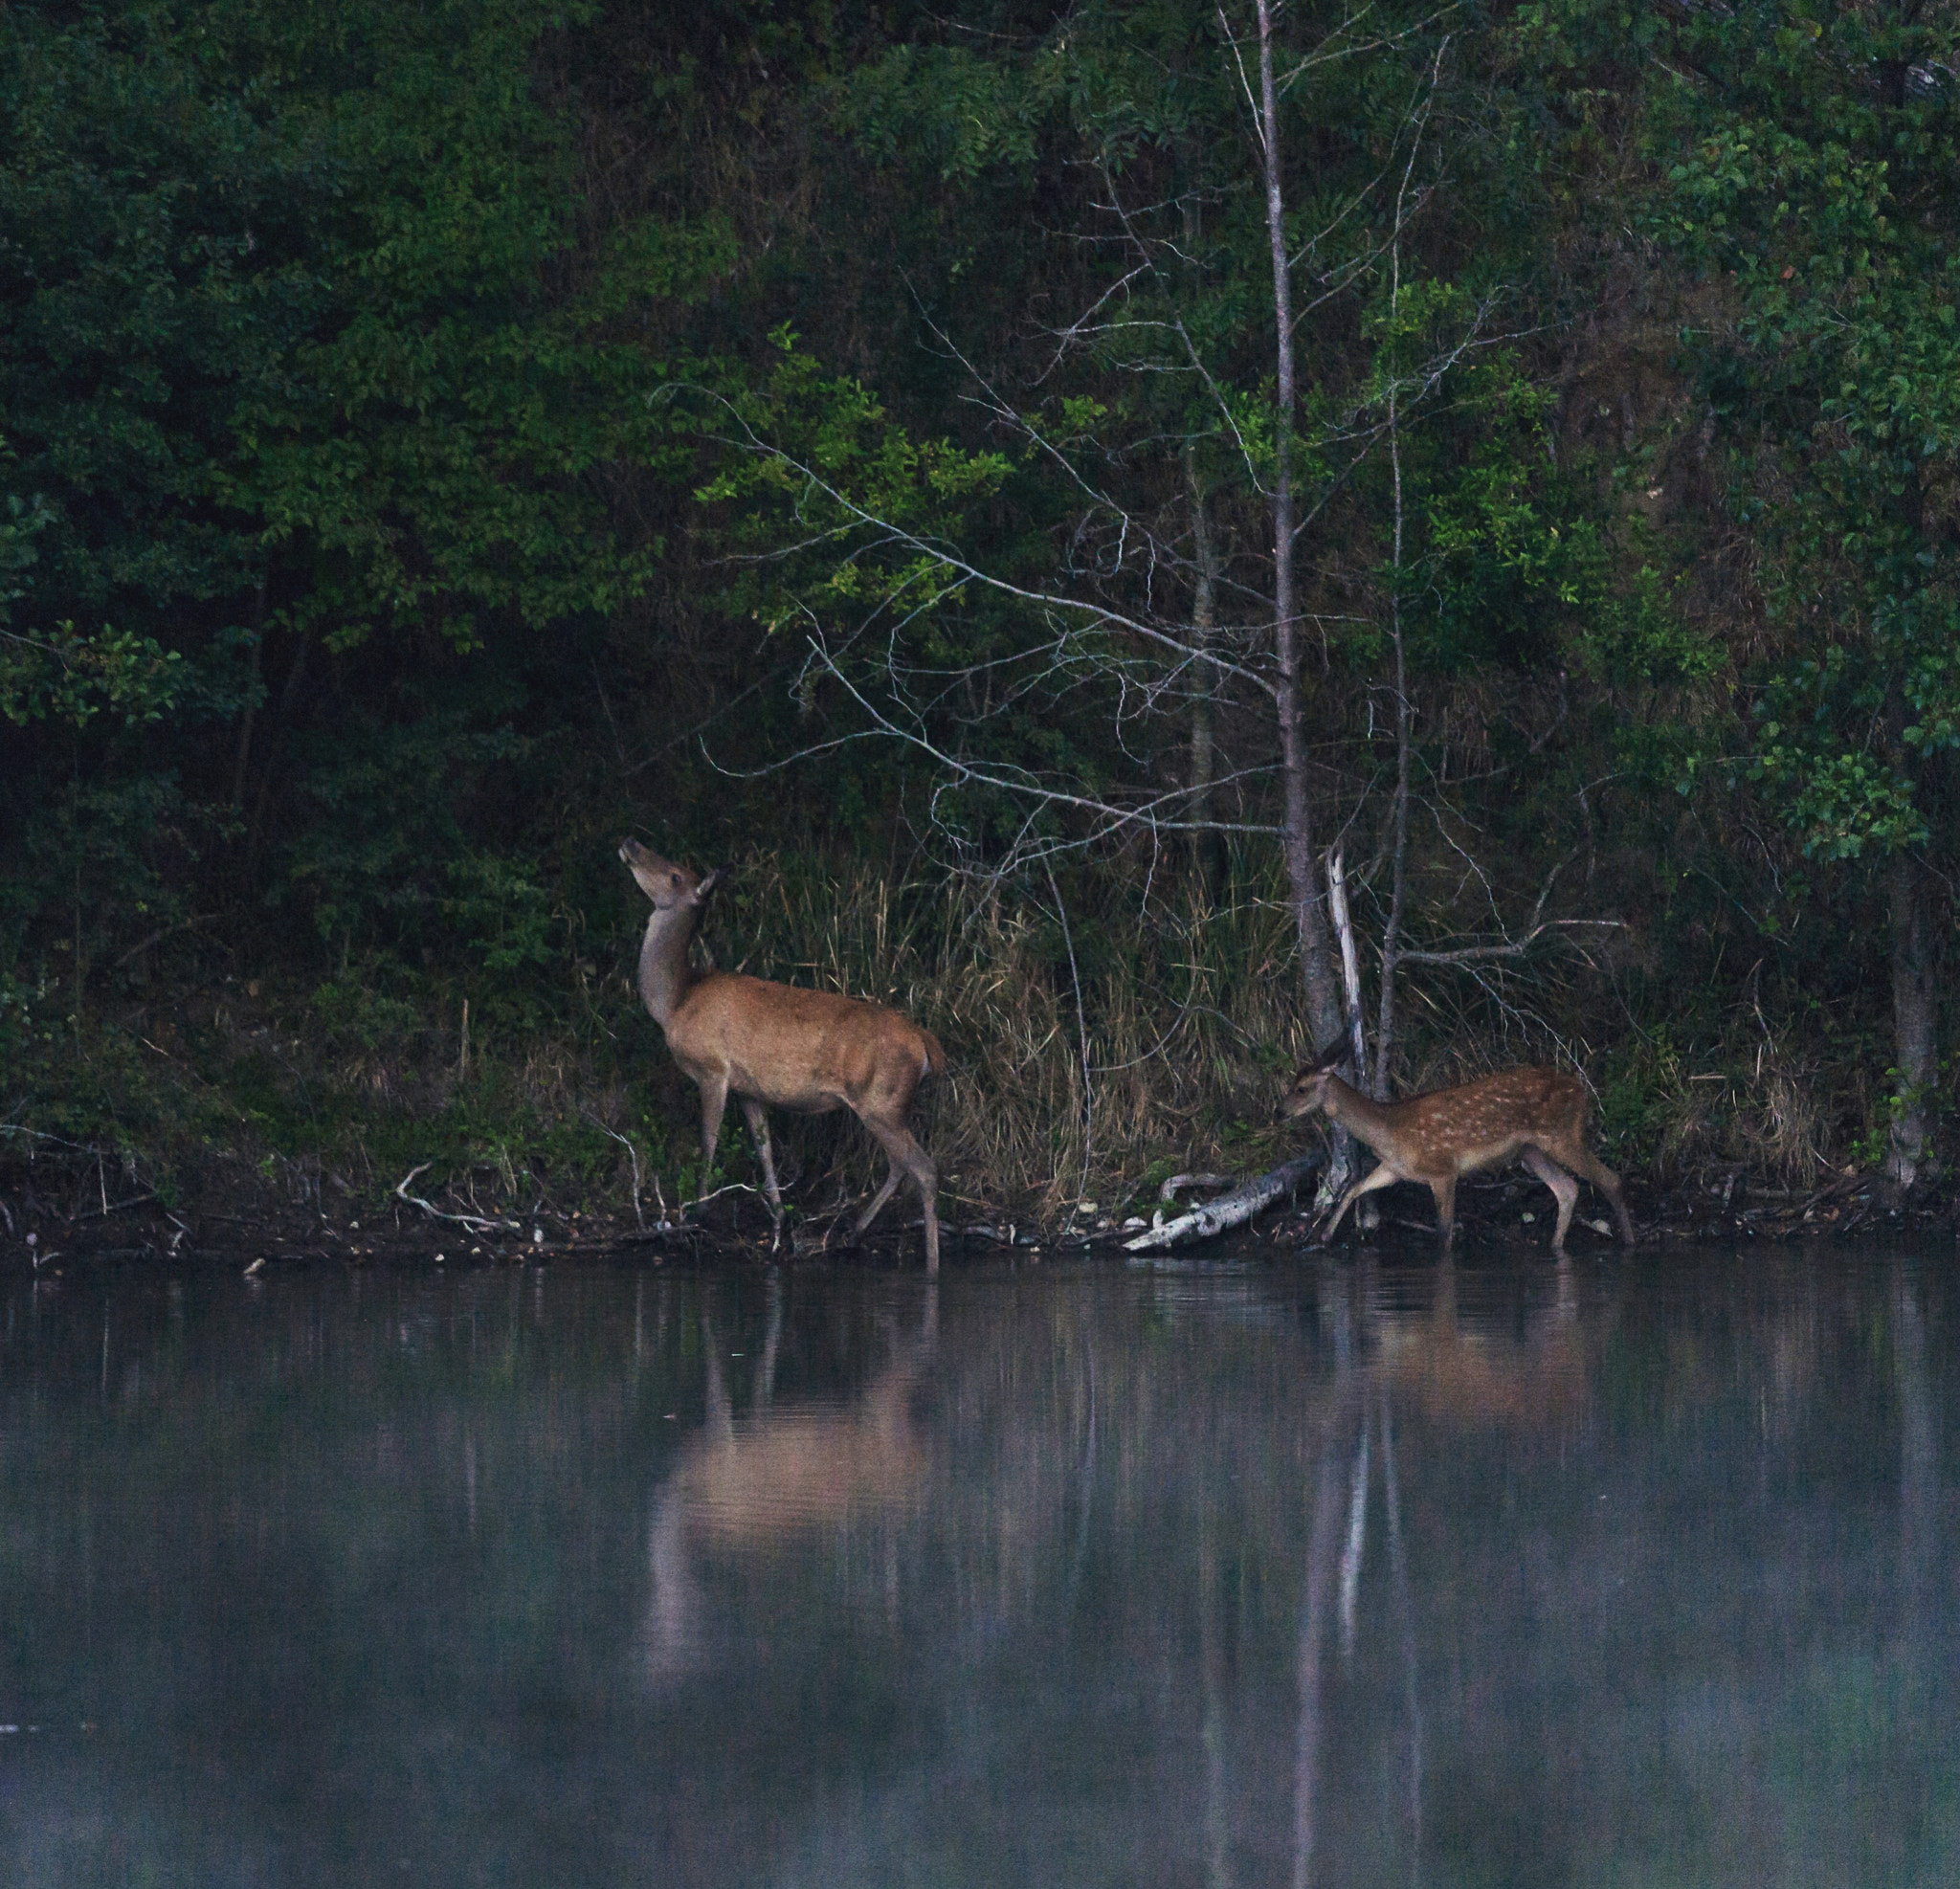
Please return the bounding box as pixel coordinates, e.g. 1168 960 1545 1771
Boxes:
1326 849 1379 1230
1372 122 1424 1105
1885 846 1938 1196
244 629 311 878
1185 439 1226 904
1325 849 1369 1075
1255 0 1345 1067
1372 391 1412 1104
231 579 267 811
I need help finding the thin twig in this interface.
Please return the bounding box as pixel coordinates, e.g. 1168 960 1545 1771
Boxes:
73 1191 156 1224
110 914 217 971
392 1164 518 1235
584 1114 652 1233
1045 856 1095 1200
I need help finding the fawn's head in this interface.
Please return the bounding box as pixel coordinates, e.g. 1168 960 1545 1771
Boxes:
1284 1038 1351 1120
618 839 723 911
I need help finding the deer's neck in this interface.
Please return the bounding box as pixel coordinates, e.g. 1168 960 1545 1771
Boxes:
637 902 702 1028
1321 1073 1396 1148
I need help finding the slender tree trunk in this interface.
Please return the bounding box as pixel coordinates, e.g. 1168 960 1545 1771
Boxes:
1326 846 1379 1229
1372 385 1411 1104
1372 106 1428 1105
1184 440 1226 903
244 630 311 877
1882 659 1940 1197
231 611 265 811
1325 848 1369 1077
1254 0 1344 1062
1181 184 1227 905
1885 846 1938 1196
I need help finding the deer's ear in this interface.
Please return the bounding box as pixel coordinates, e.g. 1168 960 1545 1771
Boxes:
695 867 725 900
1312 1036 1348 1072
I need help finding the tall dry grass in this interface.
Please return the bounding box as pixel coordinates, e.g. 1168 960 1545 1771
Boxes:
705 851 1319 1215
691 849 1858 1216
11 852 1874 1230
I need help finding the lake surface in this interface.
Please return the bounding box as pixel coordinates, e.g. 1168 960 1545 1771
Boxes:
1 1242 1954 1887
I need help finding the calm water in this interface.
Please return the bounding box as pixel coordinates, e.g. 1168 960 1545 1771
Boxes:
1 1243 1954 1887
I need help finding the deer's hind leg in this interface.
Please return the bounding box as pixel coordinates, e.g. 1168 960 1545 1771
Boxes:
1428 1170 1460 1255
858 1115 940 1274
1572 1146 1635 1245
853 1163 903 1238
1520 1145 1580 1253
1542 1134 1635 1246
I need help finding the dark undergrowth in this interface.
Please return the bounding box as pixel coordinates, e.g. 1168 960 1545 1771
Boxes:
4 849 1949 1262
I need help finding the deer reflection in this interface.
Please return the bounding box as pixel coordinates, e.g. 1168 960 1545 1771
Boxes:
644 1289 934 1678
1369 1257 1589 1433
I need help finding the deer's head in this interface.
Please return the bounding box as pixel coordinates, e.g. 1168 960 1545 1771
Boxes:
1284 1038 1351 1119
618 839 723 911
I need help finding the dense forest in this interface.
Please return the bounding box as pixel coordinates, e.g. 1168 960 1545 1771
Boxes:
5 0 1959 1242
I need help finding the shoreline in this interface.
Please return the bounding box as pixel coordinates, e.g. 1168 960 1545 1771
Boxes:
7 1160 1947 1275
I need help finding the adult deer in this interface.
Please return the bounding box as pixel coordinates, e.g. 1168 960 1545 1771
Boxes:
619 840 945 1269
1285 1041 1635 1255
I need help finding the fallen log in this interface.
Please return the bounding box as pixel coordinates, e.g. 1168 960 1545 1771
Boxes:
1124 1150 1326 1253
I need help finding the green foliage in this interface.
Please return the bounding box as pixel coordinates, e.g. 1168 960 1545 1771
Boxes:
1751 593 1960 859
280 703 528 953
1652 4 1960 869
307 978 427 1057
445 854 562 978
1 618 185 727
834 44 1052 180
0 462 189 725
221 0 661 655
0 0 678 971
5 0 1957 1213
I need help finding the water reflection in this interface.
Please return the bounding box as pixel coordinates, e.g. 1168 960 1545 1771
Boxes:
0 1248 1952 1887
646 1279 934 1674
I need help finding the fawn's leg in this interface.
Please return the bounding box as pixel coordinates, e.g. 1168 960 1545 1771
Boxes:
1521 1145 1580 1253
1322 1163 1400 1245
1428 1172 1459 1255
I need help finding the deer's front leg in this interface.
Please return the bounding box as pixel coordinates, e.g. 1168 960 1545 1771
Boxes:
696 1072 729 1199
1320 1162 1399 1245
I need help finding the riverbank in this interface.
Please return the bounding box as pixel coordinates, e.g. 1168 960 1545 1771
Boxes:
6 837 1940 1272
8 1135 1946 1276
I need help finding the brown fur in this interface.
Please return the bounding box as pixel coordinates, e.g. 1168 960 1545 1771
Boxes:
620 840 943 1269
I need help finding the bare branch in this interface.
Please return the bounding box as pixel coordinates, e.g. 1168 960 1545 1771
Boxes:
1394 918 1624 968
